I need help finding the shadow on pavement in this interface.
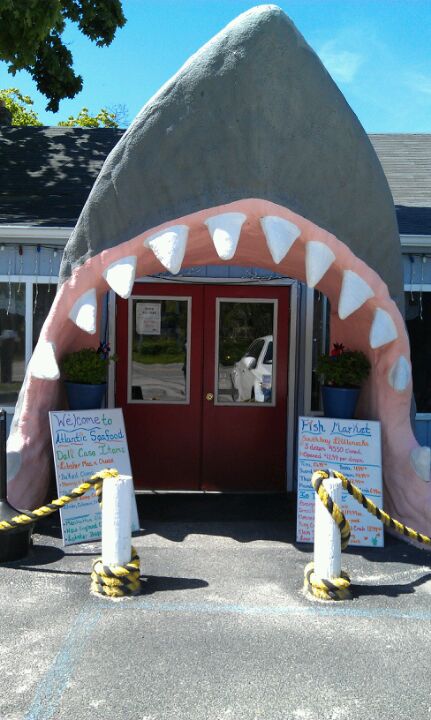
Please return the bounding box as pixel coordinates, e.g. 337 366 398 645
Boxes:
3 542 209 592
141 575 208 594
1 543 65 567
18 493 431 579
353 571 431 598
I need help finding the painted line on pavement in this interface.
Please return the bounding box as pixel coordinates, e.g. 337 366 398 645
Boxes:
24 602 102 720
98 598 431 622
22 596 431 719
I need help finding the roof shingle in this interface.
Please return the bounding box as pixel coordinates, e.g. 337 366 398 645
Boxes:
0 126 123 227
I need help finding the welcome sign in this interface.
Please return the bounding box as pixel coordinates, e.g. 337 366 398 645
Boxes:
296 416 383 547
49 408 138 546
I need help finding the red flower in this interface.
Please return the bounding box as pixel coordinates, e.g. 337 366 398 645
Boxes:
330 343 345 357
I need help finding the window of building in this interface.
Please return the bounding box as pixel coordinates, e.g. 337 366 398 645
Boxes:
405 288 431 414
0 277 57 407
403 251 431 417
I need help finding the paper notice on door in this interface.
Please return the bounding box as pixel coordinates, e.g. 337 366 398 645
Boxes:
136 302 161 335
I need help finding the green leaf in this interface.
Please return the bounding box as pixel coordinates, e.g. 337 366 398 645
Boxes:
316 346 371 388
61 347 116 384
0 0 126 111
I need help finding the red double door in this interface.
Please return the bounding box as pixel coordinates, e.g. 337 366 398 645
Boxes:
116 283 289 492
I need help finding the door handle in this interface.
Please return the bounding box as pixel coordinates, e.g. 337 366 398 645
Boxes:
205 392 214 401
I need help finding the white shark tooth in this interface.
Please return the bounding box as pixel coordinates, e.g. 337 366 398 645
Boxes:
338 270 374 320
29 341 60 380
103 256 137 299
388 356 411 392
260 216 300 264
69 288 97 334
369 308 398 349
144 225 189 274
305 241 336 288
410 447 431 482
204 212 246 260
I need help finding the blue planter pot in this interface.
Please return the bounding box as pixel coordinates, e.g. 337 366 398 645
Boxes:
321 386 360 419
65 382 106 410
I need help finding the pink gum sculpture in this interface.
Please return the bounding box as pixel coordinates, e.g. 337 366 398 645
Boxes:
7 199 431 542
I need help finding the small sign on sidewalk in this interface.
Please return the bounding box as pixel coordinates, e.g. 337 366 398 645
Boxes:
296 416 383 547
49 408 138 546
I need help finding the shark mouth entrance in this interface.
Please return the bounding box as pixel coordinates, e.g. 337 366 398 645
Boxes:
7 198 431 541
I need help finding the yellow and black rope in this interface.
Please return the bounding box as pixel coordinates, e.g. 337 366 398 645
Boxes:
305 468 431 601
304 563 352 601
333 469 431 546
0 468 141 598
311 471 351 550
0 468 117 532
91 546 141 598
304 470 353 601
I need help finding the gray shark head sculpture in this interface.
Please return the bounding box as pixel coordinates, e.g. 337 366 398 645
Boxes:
8 4 430 542
61 4 402 302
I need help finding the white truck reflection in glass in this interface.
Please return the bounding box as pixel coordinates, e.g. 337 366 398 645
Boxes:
230 336 273 403
217 300 275 404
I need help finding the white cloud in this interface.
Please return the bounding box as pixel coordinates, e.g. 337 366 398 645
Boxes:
318 41 364 84
405 72 431 97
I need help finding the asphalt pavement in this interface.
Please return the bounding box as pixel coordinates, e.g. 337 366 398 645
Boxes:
1 493 431 720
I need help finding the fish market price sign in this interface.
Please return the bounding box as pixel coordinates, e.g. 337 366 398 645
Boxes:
49 408 136 545
296 416 383 547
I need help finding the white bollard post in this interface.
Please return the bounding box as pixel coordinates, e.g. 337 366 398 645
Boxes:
313 471 342 580
101 474 132 567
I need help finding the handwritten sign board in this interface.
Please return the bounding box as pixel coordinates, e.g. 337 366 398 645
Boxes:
296 416 383 547
49 408 137 546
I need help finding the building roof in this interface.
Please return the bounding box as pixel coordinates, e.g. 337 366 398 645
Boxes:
369 134 431 235
0 126 123 228
0 127 429 235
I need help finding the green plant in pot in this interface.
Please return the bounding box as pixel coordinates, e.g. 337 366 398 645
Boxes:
316 343 370 419
61 343 116 410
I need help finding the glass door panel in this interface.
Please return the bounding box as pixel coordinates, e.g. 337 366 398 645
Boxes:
216 300 276 404
32 284 56 349
129 297 190 403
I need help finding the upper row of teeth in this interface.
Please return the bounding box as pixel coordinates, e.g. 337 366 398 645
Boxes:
30 212 411 393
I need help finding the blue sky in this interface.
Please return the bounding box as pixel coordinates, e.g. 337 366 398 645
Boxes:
1 0 430 131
